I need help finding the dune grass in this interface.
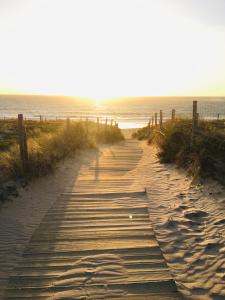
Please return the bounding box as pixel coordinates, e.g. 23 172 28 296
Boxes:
0 119 124 202
133 119 225 184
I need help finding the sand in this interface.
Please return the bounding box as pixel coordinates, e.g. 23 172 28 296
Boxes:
0 148 98 298
0 132 224 299
130 141 225 300
3 139 180 299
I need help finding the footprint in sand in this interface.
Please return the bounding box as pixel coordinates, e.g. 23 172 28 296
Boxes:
196 239 223 256
184 210 208 220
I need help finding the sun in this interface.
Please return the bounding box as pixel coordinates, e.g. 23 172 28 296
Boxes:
92 97 107 104
89 91 115 104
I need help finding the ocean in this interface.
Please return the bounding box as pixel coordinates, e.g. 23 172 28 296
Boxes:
0 95 225 128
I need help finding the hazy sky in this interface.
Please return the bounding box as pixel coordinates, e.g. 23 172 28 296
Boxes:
1 0 225 99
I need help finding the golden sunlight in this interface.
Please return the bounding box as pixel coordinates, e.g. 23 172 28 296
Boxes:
0 0 225 97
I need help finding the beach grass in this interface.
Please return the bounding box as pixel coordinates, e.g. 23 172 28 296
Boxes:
0 119 124 201
133 119 225 184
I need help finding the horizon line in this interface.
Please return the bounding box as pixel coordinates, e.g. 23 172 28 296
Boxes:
0 93 225 99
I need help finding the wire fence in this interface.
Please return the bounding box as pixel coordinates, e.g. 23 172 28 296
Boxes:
147 101 225 135
0 100 225 133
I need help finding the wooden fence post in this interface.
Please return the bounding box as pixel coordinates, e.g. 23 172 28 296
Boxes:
172 109 176 121
105 118 108 129
148 119 151 134
159 110 163 129
192 101 198 143
154 113 158 126
86 117 89 134
18 114 29 171
66 118 70 130
97 117 99 130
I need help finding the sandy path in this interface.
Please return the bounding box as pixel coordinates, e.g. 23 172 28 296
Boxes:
2 133 222 299
130 141 225 300
3 139 180 299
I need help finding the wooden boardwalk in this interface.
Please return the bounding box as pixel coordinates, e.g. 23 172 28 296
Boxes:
4 140 181 299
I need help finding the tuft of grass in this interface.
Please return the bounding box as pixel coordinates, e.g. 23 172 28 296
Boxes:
133 119 225 184
96 126 124 144
132 126 150 140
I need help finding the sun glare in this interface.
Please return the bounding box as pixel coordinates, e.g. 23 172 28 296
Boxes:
93 97 106 104
1 0 225 97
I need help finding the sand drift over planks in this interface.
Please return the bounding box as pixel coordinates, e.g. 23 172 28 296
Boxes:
4 192 180 299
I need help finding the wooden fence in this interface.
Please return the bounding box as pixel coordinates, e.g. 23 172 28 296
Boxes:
148 100 225 144
14 115 117 172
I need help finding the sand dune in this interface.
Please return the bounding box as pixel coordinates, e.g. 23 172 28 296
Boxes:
130 142 225 300
0 135 224 299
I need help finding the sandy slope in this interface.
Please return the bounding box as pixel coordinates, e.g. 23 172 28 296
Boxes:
0 148 98 298
130 141 225 300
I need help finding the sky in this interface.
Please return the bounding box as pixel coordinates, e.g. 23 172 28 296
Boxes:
0 0 225 100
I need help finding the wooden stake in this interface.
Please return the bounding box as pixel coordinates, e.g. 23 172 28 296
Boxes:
97 117 99 130
160 110 163 128
86 117 89 134
66 118 70 130
148 120 151 134
155 113 158 126
172 109 175 121
18 114 29 171
192 101 198 143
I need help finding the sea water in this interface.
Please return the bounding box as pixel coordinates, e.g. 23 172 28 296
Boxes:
0 95 225 128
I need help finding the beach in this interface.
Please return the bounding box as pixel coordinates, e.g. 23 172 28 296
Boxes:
0 131 224 299
1 0 225 297
130 141 225 299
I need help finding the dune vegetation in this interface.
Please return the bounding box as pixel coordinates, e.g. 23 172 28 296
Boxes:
133 119 225 184
0 119 124 202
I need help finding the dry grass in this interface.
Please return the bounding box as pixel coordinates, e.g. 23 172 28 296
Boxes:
133 119 225 184
0 120 124 201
